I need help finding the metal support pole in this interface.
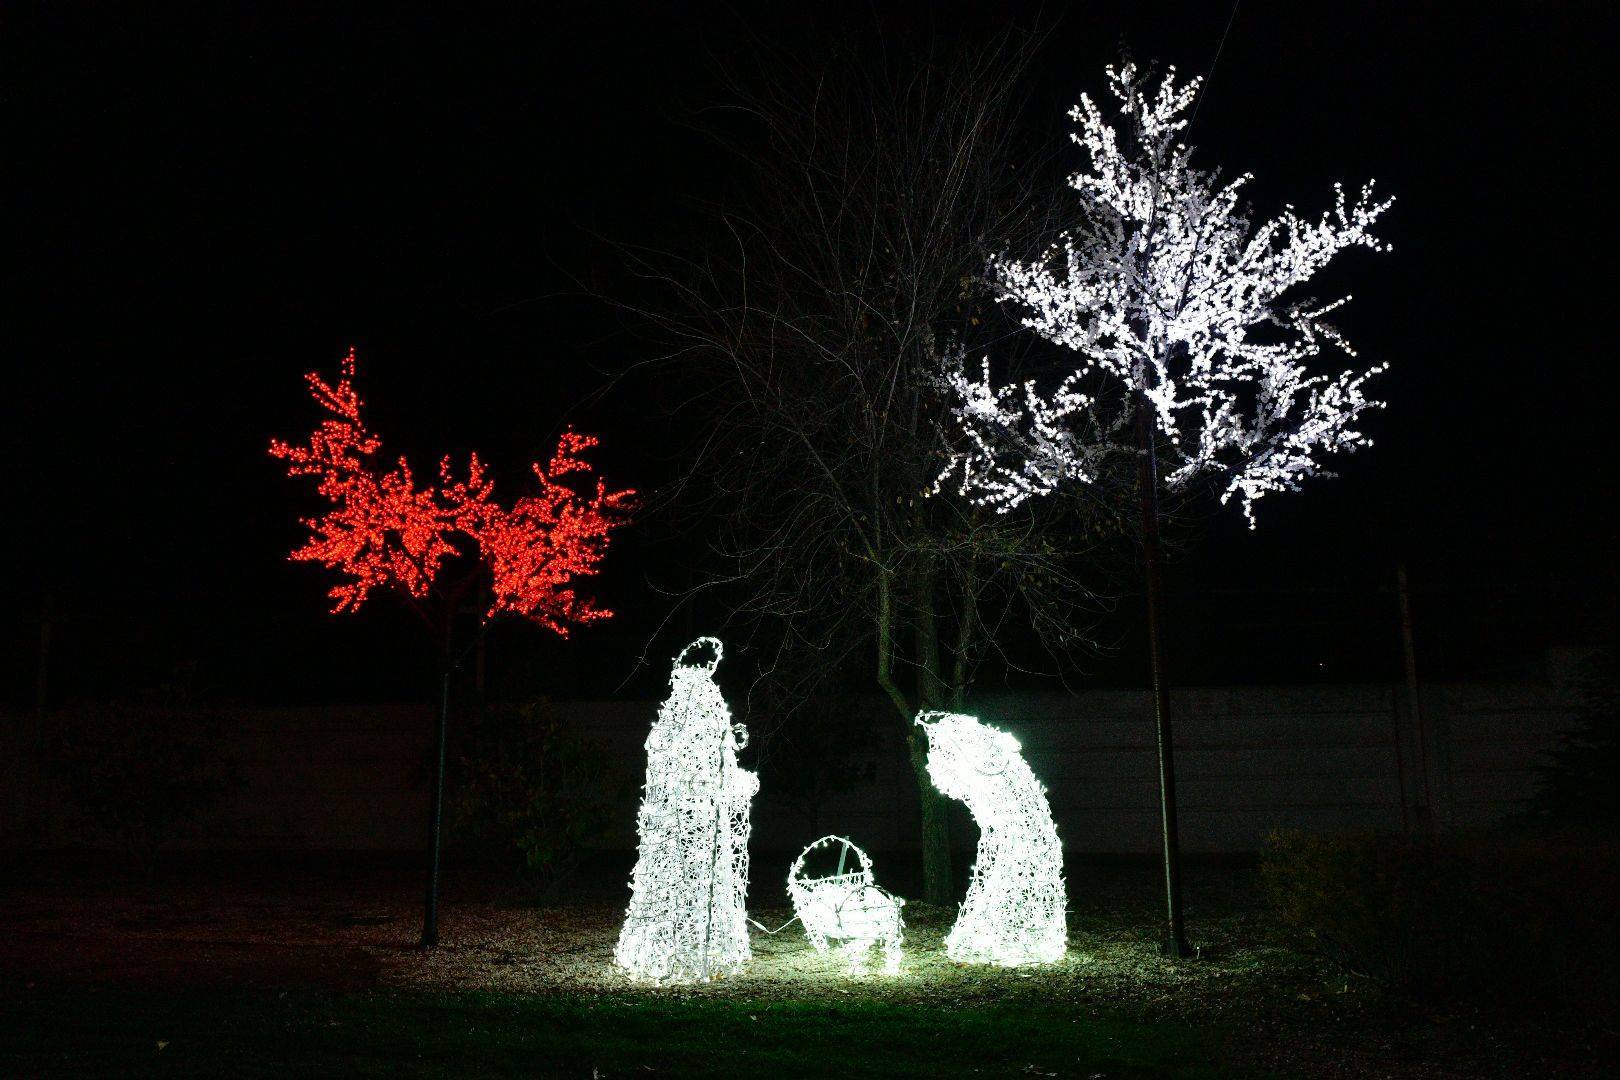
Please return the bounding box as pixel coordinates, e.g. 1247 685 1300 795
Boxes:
1397 563 1434 834
1138 400 1194 959
36 594 53 715
420 665 451 949
1389 679 1412 836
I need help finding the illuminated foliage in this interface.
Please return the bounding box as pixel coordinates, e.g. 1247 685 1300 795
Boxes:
917 711 1066 966
937 63 1392 525
269 349 633 631
616 638 757 984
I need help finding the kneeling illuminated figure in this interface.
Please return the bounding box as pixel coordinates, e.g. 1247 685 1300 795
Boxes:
788 835 905 975
916 711 1066 966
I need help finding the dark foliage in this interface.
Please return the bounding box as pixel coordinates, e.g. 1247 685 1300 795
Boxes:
38 696 234 880
618 27 1119 906
1536 642 1620 825
1263 827 1620 1007
751 694 892 845
446 700 625 901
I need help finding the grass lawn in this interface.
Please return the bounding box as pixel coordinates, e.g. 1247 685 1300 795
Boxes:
1 860 1609 1077
1 987 1244 1078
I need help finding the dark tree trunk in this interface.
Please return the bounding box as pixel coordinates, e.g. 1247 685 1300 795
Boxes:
908 730 955 906
875 565 954 908
912 567 954 907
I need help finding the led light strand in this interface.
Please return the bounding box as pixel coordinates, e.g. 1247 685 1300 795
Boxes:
615 639 758 984
917 712 1066 966
788 835 905 976
269 349 634 629
934 63 1392 526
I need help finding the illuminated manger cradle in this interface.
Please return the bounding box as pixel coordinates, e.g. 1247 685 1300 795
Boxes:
788 835 905 975
615 638 757 984
915 711 1066 966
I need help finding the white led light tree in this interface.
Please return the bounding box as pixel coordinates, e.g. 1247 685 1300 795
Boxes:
615 638 758 984
916 712 1065 966
936 62 1393 523
788 835 905 976
934 62 1393 958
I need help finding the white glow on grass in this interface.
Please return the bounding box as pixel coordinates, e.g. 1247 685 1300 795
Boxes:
917 711 1066 966
788 835 905 976
615 638 757 984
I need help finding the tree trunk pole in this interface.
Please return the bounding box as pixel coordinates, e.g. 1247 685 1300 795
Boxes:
35 593 53 715
913 568 954 907
1137 400 1194 959
908 735 955 906
420 662 451 949
1397 562 1433 834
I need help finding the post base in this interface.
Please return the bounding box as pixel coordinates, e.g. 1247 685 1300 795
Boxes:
1160 933 1198 960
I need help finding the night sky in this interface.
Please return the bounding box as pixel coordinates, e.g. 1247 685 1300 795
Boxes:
6 1 1612 707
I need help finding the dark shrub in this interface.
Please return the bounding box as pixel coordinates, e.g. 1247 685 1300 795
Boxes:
447 700 623 901
1263 827 1620 1006
40 700 233 880
1536 642 1620 824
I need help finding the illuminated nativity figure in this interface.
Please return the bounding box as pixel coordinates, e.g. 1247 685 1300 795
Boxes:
615 637 758 984
916 711 1066 966
788 835 905 975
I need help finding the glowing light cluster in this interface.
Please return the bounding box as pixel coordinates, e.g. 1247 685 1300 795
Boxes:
269 349 633 630
616 638 758 984
936 63 1393 525
788 835 905 976
916 712 1066 966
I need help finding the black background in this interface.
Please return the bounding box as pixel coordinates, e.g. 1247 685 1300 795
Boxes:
5 1 1612 707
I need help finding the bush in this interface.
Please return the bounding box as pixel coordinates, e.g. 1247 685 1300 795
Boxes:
447 700 623 901
40 699 234 880
1262 827 1620 1006
1536 642 1620 824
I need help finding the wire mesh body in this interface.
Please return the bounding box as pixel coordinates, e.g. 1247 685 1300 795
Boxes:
788 836 904 975
916 712 1066 966
615 639 757 984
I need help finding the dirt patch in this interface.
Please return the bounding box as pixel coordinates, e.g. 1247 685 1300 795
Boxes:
2 932 380 991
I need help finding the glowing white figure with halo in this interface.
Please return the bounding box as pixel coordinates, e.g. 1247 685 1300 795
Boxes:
615 638 758 984
916 711 1066 966
788 835 905 976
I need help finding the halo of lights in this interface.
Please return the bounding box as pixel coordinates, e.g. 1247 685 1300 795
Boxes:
788 835 905 976
916 711 1066 966
615 638 758 984
934 63 1392 526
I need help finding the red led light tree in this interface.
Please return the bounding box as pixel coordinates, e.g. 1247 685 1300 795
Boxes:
271 348 633 946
